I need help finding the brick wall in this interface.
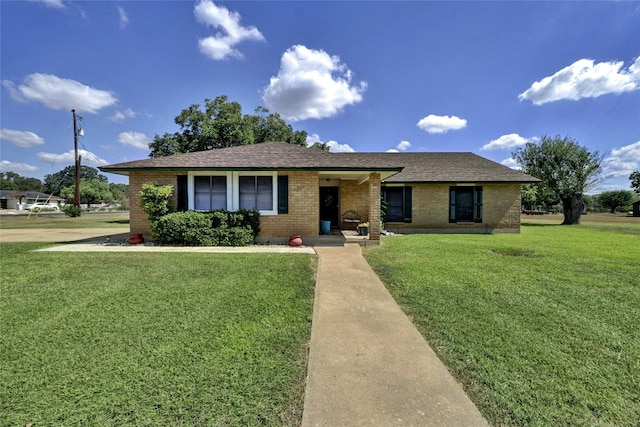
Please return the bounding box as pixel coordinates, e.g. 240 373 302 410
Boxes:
257 171 319 244
385 183 522 234
129 171 180 236
340 180 370 223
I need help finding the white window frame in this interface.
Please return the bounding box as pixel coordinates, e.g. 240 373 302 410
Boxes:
188 171 278 216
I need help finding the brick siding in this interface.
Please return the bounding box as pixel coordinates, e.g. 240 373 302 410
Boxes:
129 171 180 236
258 172 319 243
385 183 522 234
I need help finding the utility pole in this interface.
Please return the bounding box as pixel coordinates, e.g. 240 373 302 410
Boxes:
72 109 81 207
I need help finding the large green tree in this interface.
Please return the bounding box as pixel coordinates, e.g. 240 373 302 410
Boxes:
597 190 636 214
60 178 113 207
513 135 602 225
630 171 640 195
148 95 308 157
0 172 43 191
43 166 108 196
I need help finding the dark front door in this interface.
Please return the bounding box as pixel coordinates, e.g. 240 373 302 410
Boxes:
320 186 339 227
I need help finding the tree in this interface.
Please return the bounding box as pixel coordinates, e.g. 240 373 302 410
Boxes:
597 190 636 213
309 142 331 151
520 183 558 210
630 171 640 195
60 178 113 207
44 166 107 196
512 135 602 225
148 95 308 157
0 172 42 191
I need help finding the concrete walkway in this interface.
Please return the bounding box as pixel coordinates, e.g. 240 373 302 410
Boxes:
303 245 488 426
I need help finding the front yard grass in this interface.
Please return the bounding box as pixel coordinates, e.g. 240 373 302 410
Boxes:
0 244 315 426
0 211 130 229
363 223 640 426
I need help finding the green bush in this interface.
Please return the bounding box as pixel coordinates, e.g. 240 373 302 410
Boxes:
153 210 259 246
140 183 173 233
155 211 214 246
62 205 82 217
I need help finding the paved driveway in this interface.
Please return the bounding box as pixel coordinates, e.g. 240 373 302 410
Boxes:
0 228 129 243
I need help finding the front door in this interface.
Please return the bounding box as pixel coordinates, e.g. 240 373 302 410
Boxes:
320 186 339 228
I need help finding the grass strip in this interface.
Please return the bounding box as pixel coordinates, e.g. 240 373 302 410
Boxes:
363 223 640 426
1 243 315 426
0 212 130 229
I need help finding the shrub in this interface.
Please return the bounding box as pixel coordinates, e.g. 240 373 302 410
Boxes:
153 210 260 246
140 183 173 232
62 205 82 217
154 211 215 246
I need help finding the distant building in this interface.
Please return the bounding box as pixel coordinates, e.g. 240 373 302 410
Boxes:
0 191 63 210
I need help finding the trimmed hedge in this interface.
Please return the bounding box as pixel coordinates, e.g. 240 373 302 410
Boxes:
154 210 260 246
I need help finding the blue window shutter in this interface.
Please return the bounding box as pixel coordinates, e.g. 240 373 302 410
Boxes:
177 175 188 211
449 188 456 223
403 186 412 223
278 175 288 214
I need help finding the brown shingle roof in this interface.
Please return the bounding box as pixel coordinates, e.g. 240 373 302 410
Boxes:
99 141 538 183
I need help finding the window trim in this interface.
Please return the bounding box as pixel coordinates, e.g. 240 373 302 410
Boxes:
188 171 278 216
381 185 412 223
449 185 483 223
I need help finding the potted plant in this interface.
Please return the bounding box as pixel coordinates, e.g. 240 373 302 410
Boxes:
357 222 369 236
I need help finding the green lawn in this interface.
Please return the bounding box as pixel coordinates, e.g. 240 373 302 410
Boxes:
0 244 315 426
363 223 640 426
0 211 130 229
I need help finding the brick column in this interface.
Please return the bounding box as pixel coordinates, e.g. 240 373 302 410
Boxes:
368 173 381 241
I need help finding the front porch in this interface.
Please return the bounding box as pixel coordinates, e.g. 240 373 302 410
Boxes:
316 228 379 247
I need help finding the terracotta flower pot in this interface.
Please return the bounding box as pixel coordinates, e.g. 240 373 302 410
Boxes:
128 233 144 245
289 235 303 247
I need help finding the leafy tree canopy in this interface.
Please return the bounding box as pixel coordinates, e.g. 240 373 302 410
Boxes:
596 190 636 214
44 166 108 196
60 178 113 206
513 135 602 225
148 95 308 157
630 170 640 195
0 172 43 191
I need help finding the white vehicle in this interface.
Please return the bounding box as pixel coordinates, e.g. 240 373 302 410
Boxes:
28 202 59 211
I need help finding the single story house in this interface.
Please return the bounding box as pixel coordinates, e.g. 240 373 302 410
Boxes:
0 191 64 210
99 141 539 244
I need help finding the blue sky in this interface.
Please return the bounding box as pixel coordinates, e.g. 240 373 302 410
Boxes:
1 0 639 191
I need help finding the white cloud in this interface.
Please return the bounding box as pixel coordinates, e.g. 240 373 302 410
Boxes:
481 133 528 151
326 140 356 153
603 141 640 178
396 140 411 151
416 114 467 134
387 140 411 152
118 131 151 150
37 149 108 166
519 57 640 105
2 73 117 114
262 45 367 121
305 133 355 152
117 6 129 29
109 108 137 122
0 129 45 148
29 0 65 9
0 160 39 173
194 0 264 60
500 158 521 169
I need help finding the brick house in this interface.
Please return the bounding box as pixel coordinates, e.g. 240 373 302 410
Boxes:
99 142 539 244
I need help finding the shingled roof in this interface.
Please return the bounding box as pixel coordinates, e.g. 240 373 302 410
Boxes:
100 141 538 183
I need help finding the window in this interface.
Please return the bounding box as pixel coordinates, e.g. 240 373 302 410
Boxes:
194 176 227 210
449 186 483 223
188 172 279 214
382 186 412 223
239 176 273 210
